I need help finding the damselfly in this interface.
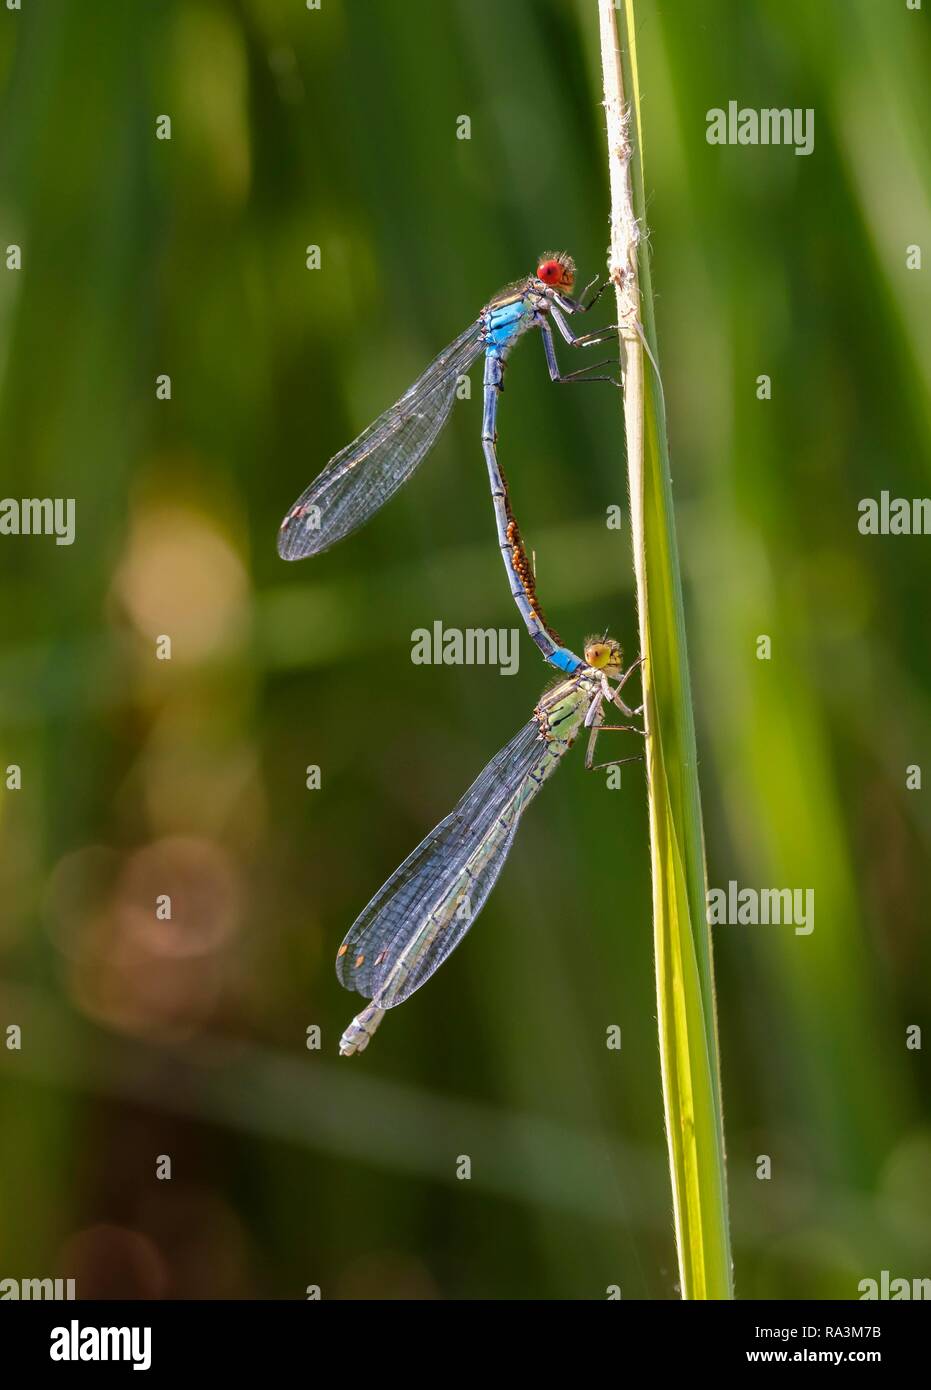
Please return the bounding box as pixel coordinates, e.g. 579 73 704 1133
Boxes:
336 637 643 1055
278 254 622 675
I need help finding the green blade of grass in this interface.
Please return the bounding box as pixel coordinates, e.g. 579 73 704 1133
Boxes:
598 0 733 1299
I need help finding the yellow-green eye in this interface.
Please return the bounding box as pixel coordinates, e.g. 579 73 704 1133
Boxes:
583 636 622 672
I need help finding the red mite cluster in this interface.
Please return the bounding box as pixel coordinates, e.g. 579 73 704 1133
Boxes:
500 465 562 646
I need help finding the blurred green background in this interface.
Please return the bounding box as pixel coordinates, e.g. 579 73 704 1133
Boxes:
0 0 929 1299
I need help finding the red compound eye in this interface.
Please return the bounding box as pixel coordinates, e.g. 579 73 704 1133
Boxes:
536 258 563 285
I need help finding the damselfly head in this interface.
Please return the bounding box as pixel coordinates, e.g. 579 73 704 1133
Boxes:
536 252 576 292
583 635 623 676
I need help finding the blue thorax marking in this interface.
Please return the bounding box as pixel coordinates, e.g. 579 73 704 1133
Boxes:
484 296 533 351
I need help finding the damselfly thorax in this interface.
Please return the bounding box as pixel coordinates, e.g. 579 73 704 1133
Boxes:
479 280 552 356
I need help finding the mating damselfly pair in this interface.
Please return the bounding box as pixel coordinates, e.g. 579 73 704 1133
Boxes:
278 255 645 1053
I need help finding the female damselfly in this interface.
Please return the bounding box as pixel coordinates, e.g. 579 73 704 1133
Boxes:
336 637 643 1055
278 254 622 675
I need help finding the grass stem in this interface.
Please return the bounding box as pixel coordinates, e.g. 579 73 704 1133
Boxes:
598 0 734 1300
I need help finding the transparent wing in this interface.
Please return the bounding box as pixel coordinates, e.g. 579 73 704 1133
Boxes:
278 321 484 559
337 716 552 1007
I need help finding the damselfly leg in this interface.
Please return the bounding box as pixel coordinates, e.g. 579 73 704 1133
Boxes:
583 653 646 770
609 653 645 718
584 728 644 773
575 275 612 312
540 320 622 388
551 307 625 351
